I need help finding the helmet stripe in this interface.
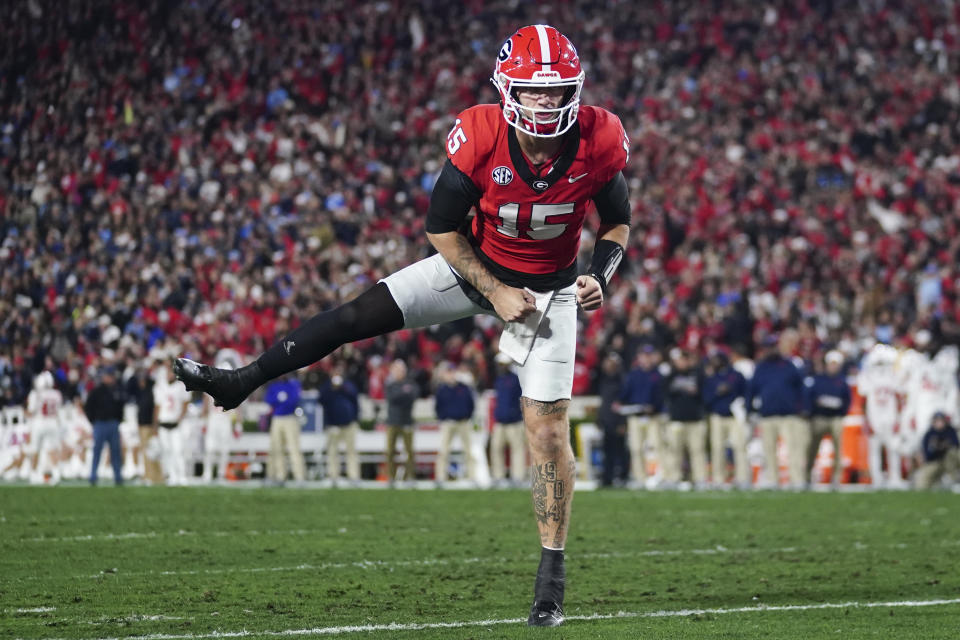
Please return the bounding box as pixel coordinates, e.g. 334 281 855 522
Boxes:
534 24 551 72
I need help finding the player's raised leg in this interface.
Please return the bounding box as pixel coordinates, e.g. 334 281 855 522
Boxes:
175 254 486 410
174 282 404 409
523 397 575 627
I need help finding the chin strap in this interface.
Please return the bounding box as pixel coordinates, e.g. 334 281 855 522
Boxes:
585 239 624 293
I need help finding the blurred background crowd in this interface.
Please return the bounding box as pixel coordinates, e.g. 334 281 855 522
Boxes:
3 1 960 437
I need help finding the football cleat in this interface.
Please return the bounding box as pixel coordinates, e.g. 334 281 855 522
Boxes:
172 358 259 410
527 600 564 627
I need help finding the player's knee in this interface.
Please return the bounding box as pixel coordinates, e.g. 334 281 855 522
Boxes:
526 420 568 457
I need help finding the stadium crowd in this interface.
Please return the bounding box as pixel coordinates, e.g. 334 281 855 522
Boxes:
3 1 960 488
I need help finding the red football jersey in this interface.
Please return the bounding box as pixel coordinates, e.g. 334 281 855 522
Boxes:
446 104 629 280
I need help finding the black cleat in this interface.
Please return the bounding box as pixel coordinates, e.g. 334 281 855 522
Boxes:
527 600 564 627
173 358 259 410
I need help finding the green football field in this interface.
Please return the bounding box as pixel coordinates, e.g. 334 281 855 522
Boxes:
1 486 959 639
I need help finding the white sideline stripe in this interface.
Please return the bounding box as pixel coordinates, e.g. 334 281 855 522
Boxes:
9 606 56 613
21 598 960 639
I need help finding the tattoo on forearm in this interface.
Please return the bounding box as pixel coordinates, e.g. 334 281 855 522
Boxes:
522 397 570 417
448 234 502 298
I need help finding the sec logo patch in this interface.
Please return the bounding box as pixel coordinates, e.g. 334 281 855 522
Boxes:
492 166 513 186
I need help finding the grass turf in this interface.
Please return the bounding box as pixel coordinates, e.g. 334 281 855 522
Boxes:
1 486 958 639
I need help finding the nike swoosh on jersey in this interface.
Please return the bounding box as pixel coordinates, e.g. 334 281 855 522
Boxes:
568 172 588 183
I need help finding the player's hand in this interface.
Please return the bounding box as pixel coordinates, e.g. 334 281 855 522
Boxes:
576 275 604 311
491 286 536 322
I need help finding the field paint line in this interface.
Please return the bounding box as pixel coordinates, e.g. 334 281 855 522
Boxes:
22 529 320 543
65 539 954 580
2 539 948 583
7 607 56 613
79 615 188 625
18 597 960 639
26 532 160 543
70 545 812 580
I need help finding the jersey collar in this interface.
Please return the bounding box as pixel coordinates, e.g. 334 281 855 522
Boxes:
507 123 581 194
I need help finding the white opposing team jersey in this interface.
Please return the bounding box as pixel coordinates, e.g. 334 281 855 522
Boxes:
154 380 191 424
901 349 959 450
205 404 236 451
2 417 30 452
856 362 900 432
27 388 63 420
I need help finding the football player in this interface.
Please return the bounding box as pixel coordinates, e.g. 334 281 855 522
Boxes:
857 344 905 487
154 364 192 485
25 371 64 484
175 25 631 627
901 341 960 460
202 385 239 484
0 408 31 481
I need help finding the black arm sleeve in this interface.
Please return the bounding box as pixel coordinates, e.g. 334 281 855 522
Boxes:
425 159 482 234
592 171 631 226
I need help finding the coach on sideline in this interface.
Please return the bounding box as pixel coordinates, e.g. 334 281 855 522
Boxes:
746 334 808 489
84 365 126 486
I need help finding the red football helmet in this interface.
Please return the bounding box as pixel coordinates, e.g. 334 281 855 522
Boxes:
492 25 584 138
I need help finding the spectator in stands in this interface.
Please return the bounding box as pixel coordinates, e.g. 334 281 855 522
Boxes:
265 373 305 485
804 350 852 487
618 345 664 487
434 362 476 484
84 365 126 486
662 348 707 488
153 365 191 486
747 335 808 489
6 0 960 497
703 351 749 488
318 369 360 483
383 359 419 484
913 412 960 490
489 352 525 487
595 353 627 488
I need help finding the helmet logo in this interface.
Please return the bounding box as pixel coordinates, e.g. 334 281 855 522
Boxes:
532 71 561 80
492 166 513 186
498 39 513 62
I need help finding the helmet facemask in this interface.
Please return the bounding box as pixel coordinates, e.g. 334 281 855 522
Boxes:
494 73 583 138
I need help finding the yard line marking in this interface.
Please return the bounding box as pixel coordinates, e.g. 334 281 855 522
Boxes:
19 598 960 639
21 529 319 543
7 607 56 613
7 539 958 582
66 545 826 579
79 615 188 625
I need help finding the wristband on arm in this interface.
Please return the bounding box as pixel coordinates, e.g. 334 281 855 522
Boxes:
586 239 624 293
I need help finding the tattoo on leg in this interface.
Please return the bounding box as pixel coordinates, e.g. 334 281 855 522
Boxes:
531 461 567 526
549 458 576 548
521 397 570 417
